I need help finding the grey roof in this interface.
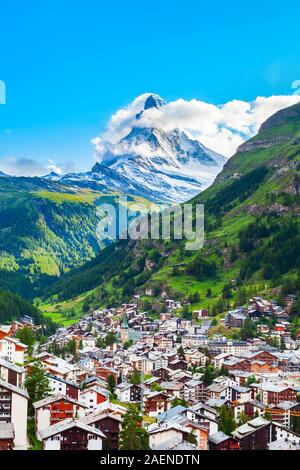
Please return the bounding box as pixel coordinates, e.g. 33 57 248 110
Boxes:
233 417 270 439
46 374 80 388
205 398 229 408
0 358 25 374
116 382 132 390
152 437 198 450
0 378 29 399
157 405 187 422
81 412 122 426
33 394 88 409
247 399 266 409
39 418 106 440
209 431 230 444
269 401 299 410
189 403 218 416
231 385 250 393
160 381 184 391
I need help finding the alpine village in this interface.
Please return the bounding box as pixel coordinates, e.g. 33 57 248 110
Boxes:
1 98 300 453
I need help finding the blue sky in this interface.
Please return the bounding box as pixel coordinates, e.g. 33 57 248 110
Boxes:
1 0 300 174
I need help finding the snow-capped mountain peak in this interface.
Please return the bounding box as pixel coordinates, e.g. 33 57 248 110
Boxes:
60 94 226 203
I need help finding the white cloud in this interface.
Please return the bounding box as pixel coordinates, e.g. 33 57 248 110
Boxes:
0 157 76 177
93 93 300 158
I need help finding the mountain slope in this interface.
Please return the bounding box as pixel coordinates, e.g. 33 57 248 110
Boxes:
59 94 226 203
43 102 300 321
0 175 153 295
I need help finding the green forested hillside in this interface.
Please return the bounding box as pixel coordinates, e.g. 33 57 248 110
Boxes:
0 176 153 296
0 289 57 335
43 102 300 325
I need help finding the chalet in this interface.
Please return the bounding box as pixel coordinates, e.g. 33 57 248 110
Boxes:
20 315 34 326
33 395 88 439
0 423 14 450
184 349 207 366
168 359 188 371
115 383 141 402
160 381 184 399
47 374 80 400
36 353 77 382
0 378 28 449
40 419 106 450
79 386 109 410
226 311 247 328
95 366 118 382
244 400 266 419
267 401 300 428
153 335 174 349
209 431 240 450
206 383 229 401
152 367 170 382
183 408 218 436
229 385 251 403
232 417 274 450
249 297 274 315
213 353 234 369
181 380 207 404
169 370 192 383
144 392 171 417
81 412 122 450
193 309 209 319
171 417 209 450
250 383 297 405
148 422 186 449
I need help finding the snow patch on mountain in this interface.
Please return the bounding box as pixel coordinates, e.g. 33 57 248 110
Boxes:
83 94 226 202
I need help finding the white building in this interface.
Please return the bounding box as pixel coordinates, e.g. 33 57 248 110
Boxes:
0 378 29 449
0 337 27 365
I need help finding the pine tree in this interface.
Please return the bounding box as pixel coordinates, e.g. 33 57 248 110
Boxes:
185 429 197 445
25 361 51 415
16 327 35 355
177 346 185 359
219 405 236 435
238 411 248 425
202 362 214 386
107 374 116 398
119 405 150 450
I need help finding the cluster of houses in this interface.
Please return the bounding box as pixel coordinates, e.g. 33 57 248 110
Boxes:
225 295 298 348
0 295 299 451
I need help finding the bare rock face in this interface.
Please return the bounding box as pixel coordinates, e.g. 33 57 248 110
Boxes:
236 136 290 153
244 203 289 216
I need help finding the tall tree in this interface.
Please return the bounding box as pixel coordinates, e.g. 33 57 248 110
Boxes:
219 405 236 435
185 429 197 445
107 374 116 398
119 405 150 450
25 361 51 415
16 327 35 355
